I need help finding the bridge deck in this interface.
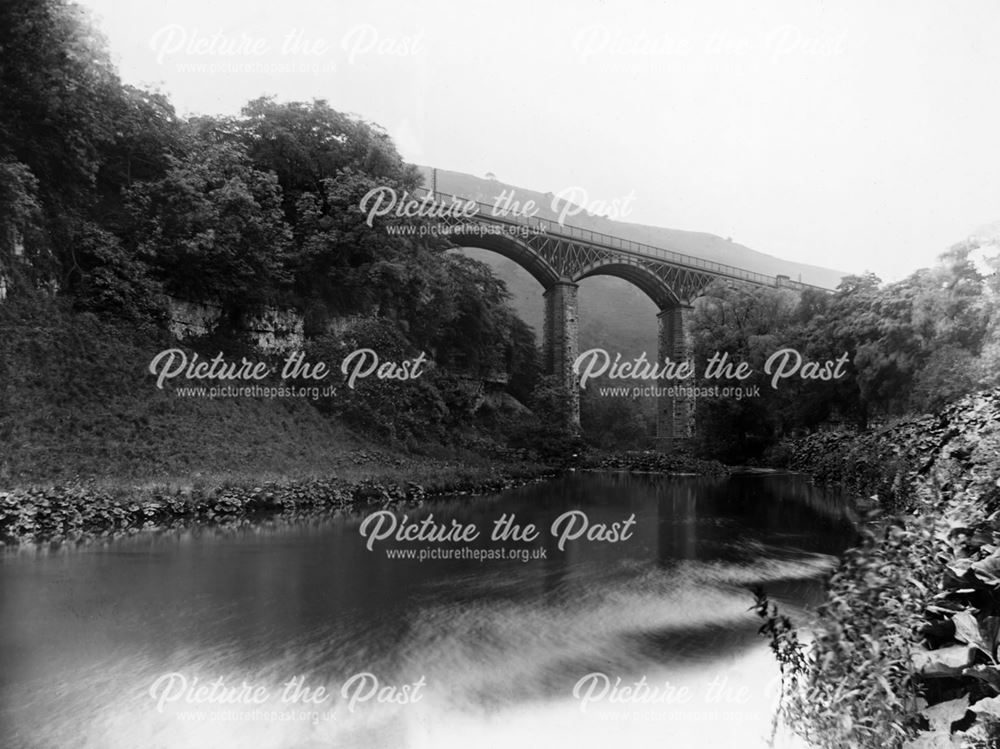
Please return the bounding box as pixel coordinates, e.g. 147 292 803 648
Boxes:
415 188 832 293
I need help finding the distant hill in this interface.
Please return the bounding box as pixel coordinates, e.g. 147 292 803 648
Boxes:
415 166 851 361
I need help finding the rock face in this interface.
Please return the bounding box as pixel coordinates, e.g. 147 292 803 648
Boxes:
242 308 303 355
165 298 223 340
166 297 304 355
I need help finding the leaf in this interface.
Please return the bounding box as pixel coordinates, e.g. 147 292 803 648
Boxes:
984 616 1000 659
945 557 973 578
972 550 1000 582
912 645 973 676
954 722 991 745
963 664 1000 693
921 695 969 732
953 610 995 660
971 695 1000 719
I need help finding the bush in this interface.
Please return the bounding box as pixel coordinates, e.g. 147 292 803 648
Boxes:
756 517 940 748
759 389 1000 748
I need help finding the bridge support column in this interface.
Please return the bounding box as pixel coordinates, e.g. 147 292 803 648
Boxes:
543 281 580 429
657 305 694 448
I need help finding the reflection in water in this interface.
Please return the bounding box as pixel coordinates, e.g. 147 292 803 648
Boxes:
0 472 854 748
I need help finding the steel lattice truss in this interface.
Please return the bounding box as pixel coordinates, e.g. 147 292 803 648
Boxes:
523 233 718 305
423 192 823 308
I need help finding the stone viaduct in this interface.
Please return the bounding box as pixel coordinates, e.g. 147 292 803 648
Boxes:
421 188 828 444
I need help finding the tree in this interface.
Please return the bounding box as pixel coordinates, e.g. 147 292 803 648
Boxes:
0 0 123 287
0 159 44 292
804 273 890 427
127 139 292 309
580 386 651 449
236 97 420 218
689 281 802 459
95 86 186 221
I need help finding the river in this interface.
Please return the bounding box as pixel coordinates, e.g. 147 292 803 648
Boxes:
0 471 855 749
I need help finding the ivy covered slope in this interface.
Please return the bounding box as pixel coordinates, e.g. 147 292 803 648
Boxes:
767 389 1000 748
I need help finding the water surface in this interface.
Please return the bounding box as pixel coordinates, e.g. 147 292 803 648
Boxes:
0 472 854 749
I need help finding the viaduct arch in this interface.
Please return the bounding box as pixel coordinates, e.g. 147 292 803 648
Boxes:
427 190 826 445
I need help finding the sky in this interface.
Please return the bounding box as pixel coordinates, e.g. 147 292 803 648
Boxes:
77 0 1000 282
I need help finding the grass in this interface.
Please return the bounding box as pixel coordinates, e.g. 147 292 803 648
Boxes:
0 297 545 492
0 297 556 543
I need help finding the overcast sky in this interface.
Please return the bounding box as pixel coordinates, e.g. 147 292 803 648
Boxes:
79 0 1000 282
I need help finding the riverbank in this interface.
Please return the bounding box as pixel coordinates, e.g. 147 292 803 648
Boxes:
764 387 1000 748
0 454 553 546
0 449 730 546
588 450 730 476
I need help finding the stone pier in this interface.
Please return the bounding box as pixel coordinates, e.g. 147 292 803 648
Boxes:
542 281 580 428
657 305 695 445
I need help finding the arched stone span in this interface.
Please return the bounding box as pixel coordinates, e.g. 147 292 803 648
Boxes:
574 262 695 443
573 260 683 309
443 230 561 289
446 234 696 442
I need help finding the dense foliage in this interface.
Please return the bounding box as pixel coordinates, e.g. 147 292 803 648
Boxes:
690 244 1000 462
758 389 1000 748
0 0 552 453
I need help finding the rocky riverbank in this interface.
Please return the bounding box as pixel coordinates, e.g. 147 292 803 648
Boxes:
0 460 553 546
764 388 1000 748
587 450 730 476
0 448 732 546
